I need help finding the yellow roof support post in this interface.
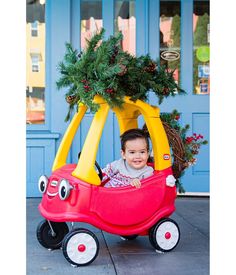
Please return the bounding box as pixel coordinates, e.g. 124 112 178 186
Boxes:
72 96 110 185
53 95 171 185
52 104 87 171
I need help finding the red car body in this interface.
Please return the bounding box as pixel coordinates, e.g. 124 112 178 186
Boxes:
39 164 176 236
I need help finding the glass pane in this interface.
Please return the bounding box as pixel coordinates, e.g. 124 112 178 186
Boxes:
81 0 103 50
193 0 210 94
26 0 46 124
160 0 181 88
115 0 136 55
31 21 38 36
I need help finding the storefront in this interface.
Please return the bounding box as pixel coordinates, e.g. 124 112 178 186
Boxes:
26 0 209 197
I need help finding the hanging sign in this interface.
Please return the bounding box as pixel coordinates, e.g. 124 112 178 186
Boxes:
161 50 180 61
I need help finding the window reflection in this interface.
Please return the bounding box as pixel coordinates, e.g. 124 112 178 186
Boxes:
160 0 181 89
115 0 135 55
193 0 210 94
80 0 103 50
26 0 46 124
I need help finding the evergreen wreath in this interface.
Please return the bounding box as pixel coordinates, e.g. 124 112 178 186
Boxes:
56 28 185 121
144 110 208 193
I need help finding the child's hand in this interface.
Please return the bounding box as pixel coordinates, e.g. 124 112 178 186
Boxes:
131 178 141 188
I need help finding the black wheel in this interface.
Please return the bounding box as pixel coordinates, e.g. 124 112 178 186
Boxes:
148 226 156 247
36 220 69 249
62 228 99 266
120 234 138 240
78 152 103 180
149 218 180 252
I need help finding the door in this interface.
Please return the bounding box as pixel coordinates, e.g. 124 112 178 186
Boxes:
148 0 209 192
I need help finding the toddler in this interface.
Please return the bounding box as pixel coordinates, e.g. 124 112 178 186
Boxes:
103 128 154 188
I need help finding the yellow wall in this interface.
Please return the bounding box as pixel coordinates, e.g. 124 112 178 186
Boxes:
26 22 45 88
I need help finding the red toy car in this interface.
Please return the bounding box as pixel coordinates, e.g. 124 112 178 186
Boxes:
37 97 180 266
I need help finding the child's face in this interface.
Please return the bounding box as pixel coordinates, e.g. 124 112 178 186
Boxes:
121 138 149 170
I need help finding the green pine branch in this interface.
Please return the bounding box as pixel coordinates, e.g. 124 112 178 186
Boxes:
57 28 186 120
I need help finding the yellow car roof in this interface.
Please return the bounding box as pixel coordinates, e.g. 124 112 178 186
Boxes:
52 96 171 185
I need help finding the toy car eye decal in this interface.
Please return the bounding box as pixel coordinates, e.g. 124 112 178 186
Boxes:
38 175 48 193
59 179 72 200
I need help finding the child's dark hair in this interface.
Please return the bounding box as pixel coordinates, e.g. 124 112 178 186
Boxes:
120 128 150 152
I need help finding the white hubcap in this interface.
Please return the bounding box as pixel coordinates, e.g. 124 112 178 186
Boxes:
155 221 179 250
66 233 97 264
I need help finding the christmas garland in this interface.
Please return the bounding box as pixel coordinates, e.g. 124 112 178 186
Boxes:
56 28 185 121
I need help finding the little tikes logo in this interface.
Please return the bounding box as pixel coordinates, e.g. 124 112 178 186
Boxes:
163 154 170 160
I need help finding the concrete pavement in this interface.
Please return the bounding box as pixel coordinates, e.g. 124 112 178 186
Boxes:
27 197 209 275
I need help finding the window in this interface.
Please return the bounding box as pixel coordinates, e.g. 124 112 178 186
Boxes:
160 0 181 88
26 87 45 124
31 21 38 37
115 0 136 55
193 0 210 94
26 0 46 124
31 55 40 72
80 0 103 50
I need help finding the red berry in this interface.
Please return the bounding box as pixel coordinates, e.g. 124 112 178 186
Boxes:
106 88 114 94
175 115 180 120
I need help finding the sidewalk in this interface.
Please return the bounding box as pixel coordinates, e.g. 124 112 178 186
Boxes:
27 197 209 275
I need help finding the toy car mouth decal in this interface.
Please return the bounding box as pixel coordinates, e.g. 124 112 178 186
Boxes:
47 191 59 198
44 180 59 198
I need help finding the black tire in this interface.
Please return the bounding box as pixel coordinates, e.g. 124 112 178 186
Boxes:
62 228 99 266
36 220 69 249
148 226 156 247
121 234 138 240
149 218 180 252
